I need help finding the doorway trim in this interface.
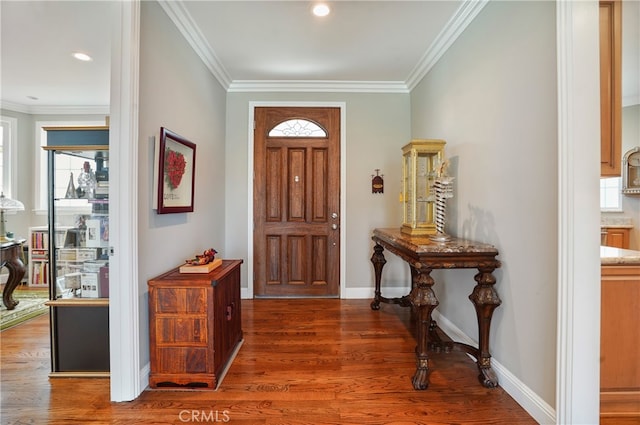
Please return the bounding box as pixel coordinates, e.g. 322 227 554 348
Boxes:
247 101 347 299
555 1 601 423
109 0 141 402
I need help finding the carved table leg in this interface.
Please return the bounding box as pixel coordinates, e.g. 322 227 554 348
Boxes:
370 243 386 310
469 264 502 388
409 265 438 390
2 254 26 310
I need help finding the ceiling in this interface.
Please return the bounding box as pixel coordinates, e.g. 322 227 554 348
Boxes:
0 1 113 111
0 0 467 111
1 1 638 113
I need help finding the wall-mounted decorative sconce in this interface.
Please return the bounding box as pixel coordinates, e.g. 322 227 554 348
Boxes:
371 169 384 194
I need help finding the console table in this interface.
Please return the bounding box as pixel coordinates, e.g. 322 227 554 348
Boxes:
1 239 27 310
370 228 501 390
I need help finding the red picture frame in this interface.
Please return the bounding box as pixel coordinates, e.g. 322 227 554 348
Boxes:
157 127 196 214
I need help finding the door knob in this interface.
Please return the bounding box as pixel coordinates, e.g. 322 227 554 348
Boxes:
331 212 338 219
332 223 338 230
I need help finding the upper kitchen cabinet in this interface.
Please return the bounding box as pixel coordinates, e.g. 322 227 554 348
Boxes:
600 0 622 177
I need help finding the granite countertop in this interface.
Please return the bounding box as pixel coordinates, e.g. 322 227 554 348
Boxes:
600 246 640 265
600 217 634 229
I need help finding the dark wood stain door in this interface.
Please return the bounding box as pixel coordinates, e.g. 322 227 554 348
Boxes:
254 107 340 297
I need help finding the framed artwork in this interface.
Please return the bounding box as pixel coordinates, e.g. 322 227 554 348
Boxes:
157 127 196 214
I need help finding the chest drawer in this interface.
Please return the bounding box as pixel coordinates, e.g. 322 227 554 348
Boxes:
155 317 208 345
154 287 207 313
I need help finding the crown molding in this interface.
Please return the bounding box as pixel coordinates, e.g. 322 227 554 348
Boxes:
0 100 109 116
3 0 489 107
405 0 490 90
158 0 232 90
228 80 409 93
165 0 486 94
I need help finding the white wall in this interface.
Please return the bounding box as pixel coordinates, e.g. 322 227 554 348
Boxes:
225 92 412 296
137 1 227 366
410 0 558 418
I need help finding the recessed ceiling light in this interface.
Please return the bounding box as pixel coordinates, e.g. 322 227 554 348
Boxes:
313 3 330 17
72 52 92 62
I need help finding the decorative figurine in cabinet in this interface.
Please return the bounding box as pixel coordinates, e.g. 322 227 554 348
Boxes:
401 139 446 236
43 126 110 376
622 147 640 195
148 259 243 389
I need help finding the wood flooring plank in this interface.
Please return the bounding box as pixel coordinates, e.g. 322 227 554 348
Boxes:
1 299 538 424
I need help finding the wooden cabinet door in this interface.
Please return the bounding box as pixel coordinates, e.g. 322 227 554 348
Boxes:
602 228 630 249
601 266 640 390
599 0 622 176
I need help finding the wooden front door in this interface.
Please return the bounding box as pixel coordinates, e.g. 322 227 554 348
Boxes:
254 107 340 297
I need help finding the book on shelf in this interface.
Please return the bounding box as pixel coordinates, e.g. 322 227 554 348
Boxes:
54 229 67 247
85 219 108 247
31 249 48 261
31 262 49 285
31 231 49 249
99 266 109 298
30 228 67 249
80 273 99 298
95 181 109 197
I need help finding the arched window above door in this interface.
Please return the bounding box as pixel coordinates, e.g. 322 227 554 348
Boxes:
268 119 327 138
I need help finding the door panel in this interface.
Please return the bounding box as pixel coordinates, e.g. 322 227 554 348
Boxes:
311 148 328 221
288 149 305 220
266 148 282 221
254 107 340 297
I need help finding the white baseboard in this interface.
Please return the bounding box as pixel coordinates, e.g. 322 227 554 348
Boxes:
140 362 150 391
241 286 409 300
344 286 409 299
433 310 556 425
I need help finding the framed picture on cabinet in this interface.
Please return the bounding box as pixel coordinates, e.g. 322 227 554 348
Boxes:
157 127 196 214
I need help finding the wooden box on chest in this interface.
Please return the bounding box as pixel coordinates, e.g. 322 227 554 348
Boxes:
148 259 243 389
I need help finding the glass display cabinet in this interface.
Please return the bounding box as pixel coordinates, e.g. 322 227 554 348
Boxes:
43 126 110 376
401 139 446 236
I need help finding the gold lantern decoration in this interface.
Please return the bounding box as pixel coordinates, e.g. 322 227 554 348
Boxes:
401 139 446 236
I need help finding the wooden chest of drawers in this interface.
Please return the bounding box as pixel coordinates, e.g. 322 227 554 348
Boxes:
148 259 243 389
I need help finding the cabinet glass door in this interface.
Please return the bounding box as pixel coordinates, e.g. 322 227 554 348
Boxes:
49 148 109 300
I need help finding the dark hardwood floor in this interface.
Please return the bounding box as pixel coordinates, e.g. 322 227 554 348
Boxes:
1 298 538 424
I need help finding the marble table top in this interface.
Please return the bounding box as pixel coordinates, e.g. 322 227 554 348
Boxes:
372 228 498 255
